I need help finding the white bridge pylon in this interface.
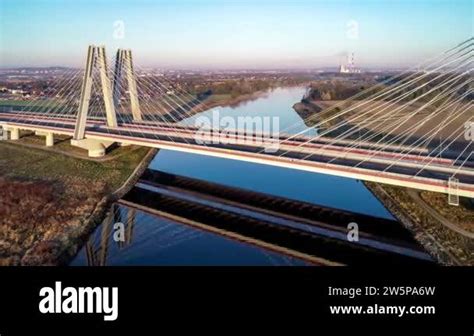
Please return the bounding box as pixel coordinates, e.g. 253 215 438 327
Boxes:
73 45 142 141
114 49 142 122
71 45 142 156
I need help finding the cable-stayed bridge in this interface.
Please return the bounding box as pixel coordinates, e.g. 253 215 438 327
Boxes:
0 39 472 200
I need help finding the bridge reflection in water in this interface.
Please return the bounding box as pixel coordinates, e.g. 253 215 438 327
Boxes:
74 202 310 266
71 170 432 266
84 204 136 266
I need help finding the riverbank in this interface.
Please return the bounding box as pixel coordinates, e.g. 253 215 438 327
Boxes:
364 182 474 265
201 90 269 110
292 98 345 129
0 139 154 265
292 100 322 124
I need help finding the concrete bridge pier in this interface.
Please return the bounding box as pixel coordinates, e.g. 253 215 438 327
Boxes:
46 133 54 147
35 131 55 147
9 127 19 140
71 138 114 158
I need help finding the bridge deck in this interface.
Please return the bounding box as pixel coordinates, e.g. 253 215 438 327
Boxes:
1 113 473 197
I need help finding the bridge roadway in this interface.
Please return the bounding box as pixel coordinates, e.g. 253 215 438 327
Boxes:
1 111 473 197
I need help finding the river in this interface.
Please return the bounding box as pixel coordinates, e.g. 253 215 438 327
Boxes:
70 86 394 266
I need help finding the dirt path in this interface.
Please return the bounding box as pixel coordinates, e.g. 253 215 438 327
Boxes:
407 189 474 239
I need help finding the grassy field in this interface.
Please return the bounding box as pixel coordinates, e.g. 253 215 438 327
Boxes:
0 139 151 265
0 99 63 106
0 139 150 191
308 99 472 149
206 93 233 103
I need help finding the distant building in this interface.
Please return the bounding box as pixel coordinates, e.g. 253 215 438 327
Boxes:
339 52 361 74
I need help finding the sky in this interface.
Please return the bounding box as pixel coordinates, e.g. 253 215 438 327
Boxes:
0 0 472 69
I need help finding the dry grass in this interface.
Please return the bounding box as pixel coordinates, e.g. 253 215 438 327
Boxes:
420 191 474 232
0 177 105 265
0 142 150 265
